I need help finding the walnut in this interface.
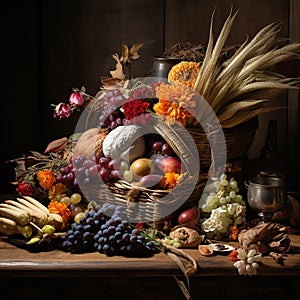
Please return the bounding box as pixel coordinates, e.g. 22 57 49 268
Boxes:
169 226 203 248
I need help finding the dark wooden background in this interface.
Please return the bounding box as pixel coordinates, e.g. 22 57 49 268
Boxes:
1 0 299 194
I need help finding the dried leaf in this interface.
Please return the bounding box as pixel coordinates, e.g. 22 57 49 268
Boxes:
110 53 126 80
111 53 119 62
29 151 47 159
129 43 144 61
101 77 123 88
121 44 129 62
44 137 68 153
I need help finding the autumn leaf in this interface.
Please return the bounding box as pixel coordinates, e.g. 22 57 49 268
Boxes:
110 53 126 80
120 43 144 63
101 77 123 88
129 43 144 61
44 137 69 154
121 44 129 63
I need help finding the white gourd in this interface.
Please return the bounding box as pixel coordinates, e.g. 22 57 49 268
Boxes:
102 125 146 164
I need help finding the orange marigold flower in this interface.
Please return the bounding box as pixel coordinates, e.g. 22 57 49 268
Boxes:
48 201 71 221
36 169 56 190
48 183 67 201
168 61 201 88
230 225 239 240
164 172 180 189
154 82 197 126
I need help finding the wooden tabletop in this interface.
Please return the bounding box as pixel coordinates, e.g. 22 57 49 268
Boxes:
1 233 300 278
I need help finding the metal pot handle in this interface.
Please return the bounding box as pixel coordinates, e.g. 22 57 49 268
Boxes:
244 180 249 189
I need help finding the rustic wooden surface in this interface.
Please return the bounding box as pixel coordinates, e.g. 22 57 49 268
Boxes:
0 234 300 299
1 234 300 277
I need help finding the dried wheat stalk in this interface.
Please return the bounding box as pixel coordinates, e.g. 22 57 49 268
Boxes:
193 11 300 128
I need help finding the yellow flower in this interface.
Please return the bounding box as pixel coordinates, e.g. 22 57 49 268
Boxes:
36 169 56 190
48 201 71 221
48 183 67 201
168 61 200 88
164 172 180 189
154 82 197 126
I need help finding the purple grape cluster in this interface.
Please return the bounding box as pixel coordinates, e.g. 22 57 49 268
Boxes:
56 156 124 188
98 88 131 129
151 140 175 156
60 203 156 257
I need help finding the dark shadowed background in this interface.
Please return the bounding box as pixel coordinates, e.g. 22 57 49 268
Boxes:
1 0 299 195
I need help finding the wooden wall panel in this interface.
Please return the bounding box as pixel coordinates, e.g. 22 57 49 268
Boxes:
40 0 165 147
164 0 290 46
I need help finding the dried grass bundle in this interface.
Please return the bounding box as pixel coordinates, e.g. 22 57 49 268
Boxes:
193 11 300 128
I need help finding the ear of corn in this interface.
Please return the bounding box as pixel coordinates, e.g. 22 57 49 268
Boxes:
0 196 65 238
22 195 51 215
0 206 30 226
5 199 48 227
0 217 19 235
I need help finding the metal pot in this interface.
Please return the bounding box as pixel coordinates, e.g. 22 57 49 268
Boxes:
151 56 181 78
246 176 286 222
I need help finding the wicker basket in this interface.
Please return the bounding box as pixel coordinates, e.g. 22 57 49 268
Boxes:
188 117 258 170
81 114 257 231
81 115 200 230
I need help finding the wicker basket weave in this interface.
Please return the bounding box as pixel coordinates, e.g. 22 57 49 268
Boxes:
188 117 258 170
82 114 257 231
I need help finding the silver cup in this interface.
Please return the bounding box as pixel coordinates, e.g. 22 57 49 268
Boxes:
247 176 286 222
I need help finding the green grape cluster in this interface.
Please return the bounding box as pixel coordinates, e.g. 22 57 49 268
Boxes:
201 174 245 213
162 236 181 248
200 174 246 240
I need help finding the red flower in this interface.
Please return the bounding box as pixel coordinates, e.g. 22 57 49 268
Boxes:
228 249 239 262
136 222 144 230
54 103 72 119
16 180 34 196
122 99 150 124
69 91 85 107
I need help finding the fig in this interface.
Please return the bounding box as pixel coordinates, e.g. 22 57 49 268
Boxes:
155 156 182 174
130 158 154 178
139 174 165 189
178 206 200 228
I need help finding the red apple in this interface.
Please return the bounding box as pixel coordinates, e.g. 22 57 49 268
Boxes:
155 156 182 174
178 207 200 228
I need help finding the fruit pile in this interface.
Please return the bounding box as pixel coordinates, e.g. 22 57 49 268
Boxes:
61 131 183 192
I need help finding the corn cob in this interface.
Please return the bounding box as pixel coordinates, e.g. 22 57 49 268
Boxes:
48 213 64 228
0 206 30 225
21 196 64 229
16 224 33 238
22 196 50 215
5 199 48 227
0 202 31 216
0 217 19 235
17 198 50 218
